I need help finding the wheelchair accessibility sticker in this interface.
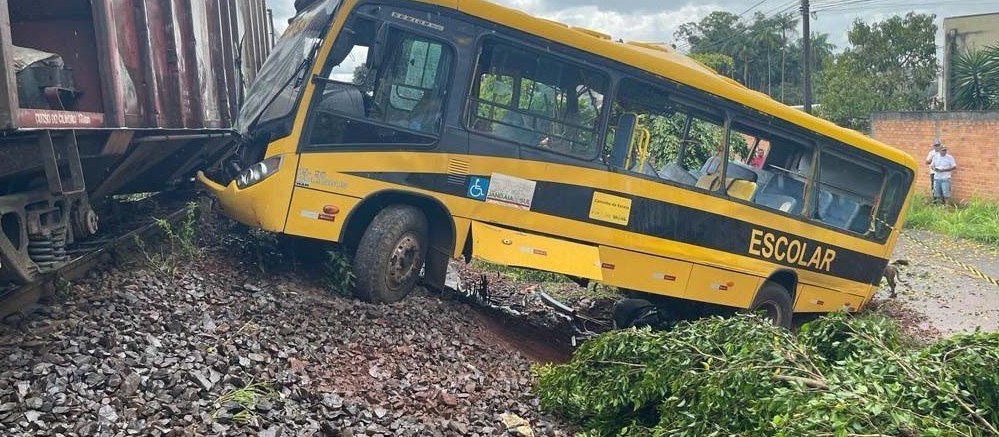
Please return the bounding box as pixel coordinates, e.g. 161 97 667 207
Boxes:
467 176 489 200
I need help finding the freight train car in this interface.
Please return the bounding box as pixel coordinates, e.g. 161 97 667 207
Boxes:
0 0 273 285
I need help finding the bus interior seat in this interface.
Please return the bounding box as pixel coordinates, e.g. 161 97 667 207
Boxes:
658 162 697 185
494 110 537 145
630 159 659 178
753 171 804 214
755 193 797 213
695 172 722 191
727 179 757 200
316 81 365 116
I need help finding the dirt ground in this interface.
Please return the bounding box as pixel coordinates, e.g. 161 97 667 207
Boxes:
876 229 999 338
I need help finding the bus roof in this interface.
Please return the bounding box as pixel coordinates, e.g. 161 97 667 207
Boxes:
411 0 918 172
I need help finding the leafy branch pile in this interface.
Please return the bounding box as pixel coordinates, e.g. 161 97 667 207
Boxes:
533 312 999 436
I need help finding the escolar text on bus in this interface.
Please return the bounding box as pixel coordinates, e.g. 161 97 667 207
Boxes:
748 229 837 272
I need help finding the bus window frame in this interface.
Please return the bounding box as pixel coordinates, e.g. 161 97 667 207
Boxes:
727 112 910 244
298 7 460 153
462 34 612 163
607 74 744 198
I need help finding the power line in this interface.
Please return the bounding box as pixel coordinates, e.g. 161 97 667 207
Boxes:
739 0 775 17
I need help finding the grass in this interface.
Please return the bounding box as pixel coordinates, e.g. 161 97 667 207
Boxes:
470 259 574 284
213 381 276 424
904 195 999 246
132 201 202 276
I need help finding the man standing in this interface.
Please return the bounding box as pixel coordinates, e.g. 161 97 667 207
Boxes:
930 145 957 206
925 141 941 202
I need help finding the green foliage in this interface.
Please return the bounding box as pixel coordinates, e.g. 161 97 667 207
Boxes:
904 195 999 246
674 11 833 105
534 312 999 436
638 113 747 172
133 201 201 276
155 201 201 259
950 45 999 110
817 13 938 131
923 333 999 426
689 52 735 77
323 247 355 296
213 381 276 425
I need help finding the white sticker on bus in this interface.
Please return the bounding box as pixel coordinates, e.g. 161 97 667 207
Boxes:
485 173 536 210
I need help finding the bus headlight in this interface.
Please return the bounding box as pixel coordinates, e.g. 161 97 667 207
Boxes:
235 156 282 189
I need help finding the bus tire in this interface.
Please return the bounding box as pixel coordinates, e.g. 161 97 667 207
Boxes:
352 205 428 304
612 298 658 329
748 281 793 329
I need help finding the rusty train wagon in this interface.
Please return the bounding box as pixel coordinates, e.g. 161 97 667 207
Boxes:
0 0 273 285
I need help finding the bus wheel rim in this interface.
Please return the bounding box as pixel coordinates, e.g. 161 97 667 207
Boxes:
386 233 419 290
757 300 781 324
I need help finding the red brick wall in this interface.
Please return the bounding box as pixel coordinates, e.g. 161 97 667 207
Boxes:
871 112 999 201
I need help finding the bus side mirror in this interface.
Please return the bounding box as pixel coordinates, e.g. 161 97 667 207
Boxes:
609 113 637 168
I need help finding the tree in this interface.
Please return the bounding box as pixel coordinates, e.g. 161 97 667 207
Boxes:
817 13 938 131
690 52 735 77
949 45 999 110
674 11 828 106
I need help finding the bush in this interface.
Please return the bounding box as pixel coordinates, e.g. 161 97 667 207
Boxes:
534 312 999 436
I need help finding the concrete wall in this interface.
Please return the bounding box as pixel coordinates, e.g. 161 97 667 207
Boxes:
870 111 999 201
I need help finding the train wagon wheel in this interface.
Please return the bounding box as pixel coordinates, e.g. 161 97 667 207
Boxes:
352 205 428 304
748 281 793 329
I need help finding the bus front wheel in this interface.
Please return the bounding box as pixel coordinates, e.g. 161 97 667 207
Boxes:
352 205 428 304
748 281 793 329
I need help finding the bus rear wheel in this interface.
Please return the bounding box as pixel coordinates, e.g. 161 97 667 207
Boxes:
352 205 428 304
748 281 793 329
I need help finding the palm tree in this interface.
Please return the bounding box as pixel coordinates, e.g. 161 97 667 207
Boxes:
772 13 799 102
950 45 999 110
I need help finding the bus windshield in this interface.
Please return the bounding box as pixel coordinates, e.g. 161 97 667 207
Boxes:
235 0 340 134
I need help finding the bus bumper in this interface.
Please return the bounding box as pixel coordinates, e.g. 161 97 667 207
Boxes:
196 171 286 232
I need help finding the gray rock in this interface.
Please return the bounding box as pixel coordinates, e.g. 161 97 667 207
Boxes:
32 363 54 376
247 353 266 362
24 397 42 410
24 410 41 423
120 373 142 397
190 371 213 392
98 404 118 423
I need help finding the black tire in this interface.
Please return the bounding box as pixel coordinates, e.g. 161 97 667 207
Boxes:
352 205 428 304
748 281 793 329
612 298 658 329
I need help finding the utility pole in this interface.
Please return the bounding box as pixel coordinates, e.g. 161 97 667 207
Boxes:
801 0 812 114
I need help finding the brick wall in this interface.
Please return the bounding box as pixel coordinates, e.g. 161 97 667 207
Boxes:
870 111 999 201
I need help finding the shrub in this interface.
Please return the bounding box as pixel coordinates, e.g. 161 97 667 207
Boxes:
534 312 999 436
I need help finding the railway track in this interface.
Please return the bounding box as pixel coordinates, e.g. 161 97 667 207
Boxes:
0 193 200 322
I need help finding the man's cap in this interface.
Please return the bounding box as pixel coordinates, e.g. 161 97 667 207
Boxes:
933 141 942 147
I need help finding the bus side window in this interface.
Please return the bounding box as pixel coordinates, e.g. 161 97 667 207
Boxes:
751 139 813 215
467 39 607 158
812 150 884 234
607 78 727 188
873 170 910 240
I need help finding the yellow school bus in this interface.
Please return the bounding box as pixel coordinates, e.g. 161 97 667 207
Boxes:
197 0 917 328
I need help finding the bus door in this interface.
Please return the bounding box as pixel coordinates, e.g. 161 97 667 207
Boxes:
286 5 465 241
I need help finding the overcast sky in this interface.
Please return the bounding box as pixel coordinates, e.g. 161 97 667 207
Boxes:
268 0 998 52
